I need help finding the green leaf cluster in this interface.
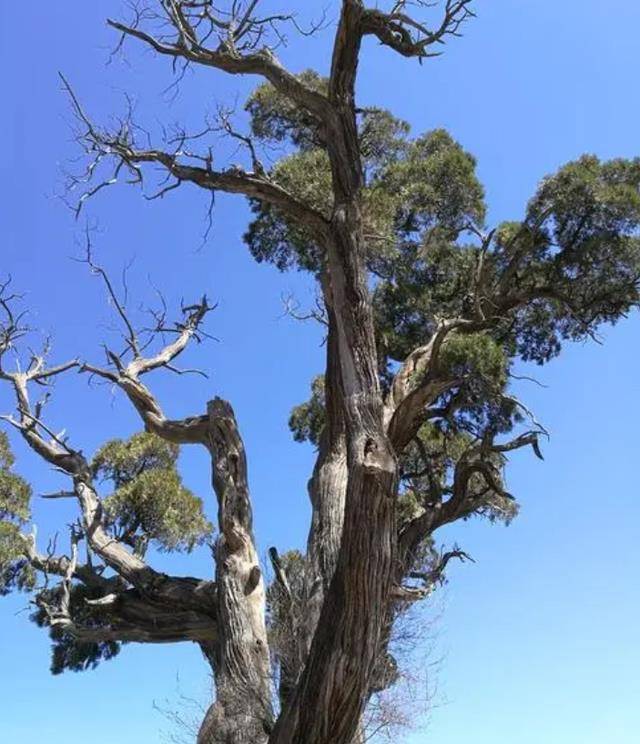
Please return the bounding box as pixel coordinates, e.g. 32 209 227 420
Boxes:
92 432 212 553
31 583 121 675
244 74 484 282
500 155 640 363
245 76 640 370
0 432 34 595
246 70 328 150
288 376 326 447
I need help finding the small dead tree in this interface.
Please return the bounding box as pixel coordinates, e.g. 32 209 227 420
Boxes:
2 2 640 743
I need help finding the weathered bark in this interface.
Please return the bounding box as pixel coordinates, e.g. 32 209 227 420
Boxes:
297 309 400 739
269 224 398 741
86 340 274 741
269 10 398 742
301 301 349 661
61 591 219 645
302 429 348 657
198 399 273 744
268 304 353 714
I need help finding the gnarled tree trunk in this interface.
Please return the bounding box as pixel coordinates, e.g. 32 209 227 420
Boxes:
198 399 273 744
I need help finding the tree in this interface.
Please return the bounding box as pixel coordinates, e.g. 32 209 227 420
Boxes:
2 1 640 742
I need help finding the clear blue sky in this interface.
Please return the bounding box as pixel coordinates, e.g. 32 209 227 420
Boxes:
1 2 639 742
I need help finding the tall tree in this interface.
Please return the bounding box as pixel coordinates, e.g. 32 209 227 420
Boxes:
2 2 640 742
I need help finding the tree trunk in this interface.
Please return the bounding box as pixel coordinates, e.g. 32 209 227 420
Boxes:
268 200 398 744
197 399 274 744
303 302 348 653
269 7 401 728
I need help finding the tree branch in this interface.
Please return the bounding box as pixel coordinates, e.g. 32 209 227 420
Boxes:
384 317 479 450
61 73 330 240
1 355 216 613
48 586 217 645
18 529 113 590
106 2 332 121
361 1 476 60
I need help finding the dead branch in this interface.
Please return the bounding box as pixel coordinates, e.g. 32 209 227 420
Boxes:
61 72 329 240
362 1 476 60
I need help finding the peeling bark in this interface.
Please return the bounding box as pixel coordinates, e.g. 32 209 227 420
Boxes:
302 303 349 663
198 399 273 744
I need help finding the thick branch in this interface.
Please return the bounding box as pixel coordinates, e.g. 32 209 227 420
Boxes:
1 368 216 614
400 428 542 552
0 370 84 475
48 586 217 645
201 397 274 742
384 318 481 449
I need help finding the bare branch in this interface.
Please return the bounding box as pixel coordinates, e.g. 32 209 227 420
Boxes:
281 292 328 327
40 491 77 500
0 278 30 376
18 529 111 590
62 73 329 239
362 1 476 60
0 369 86 475
78 271 215 444
408 546 474 589
268 546 293 604
80 235 141 358
106 3 331 124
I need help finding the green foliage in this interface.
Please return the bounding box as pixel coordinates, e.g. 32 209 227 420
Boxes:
373 239 477 362
261 80 640 531
501 155 640 363
245 74 640 378
0 523 35 596
287 374 518 527
288 376 325 447
439 332 506 385
380 128 485 237
530 155 640 244
31 584 121 675
245 72 410 171
0 431 31 522
245 196 320 272
0 432 33 595
244 148 333 271
1 436 120 672
245 81 485 280
358 108 411 178
396 489 424 527
93 432 212 552
439 333 517 434
246 70 328 150
373 153 640 375
402 423 518 526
